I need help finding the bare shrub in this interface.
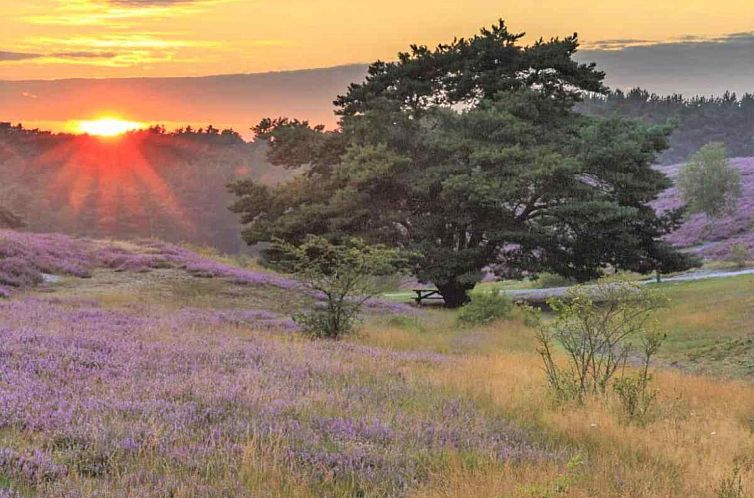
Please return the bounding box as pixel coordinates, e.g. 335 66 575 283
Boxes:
530 278 668 410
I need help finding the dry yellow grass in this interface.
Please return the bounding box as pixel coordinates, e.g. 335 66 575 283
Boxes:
410 458 571 498
420 340 754 497
358 303 754 498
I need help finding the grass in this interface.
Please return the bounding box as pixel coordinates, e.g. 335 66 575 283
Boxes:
654 275 754 376
361 303 754 496
360 274 754 496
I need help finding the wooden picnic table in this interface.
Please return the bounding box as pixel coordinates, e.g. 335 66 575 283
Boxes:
413 289 444 305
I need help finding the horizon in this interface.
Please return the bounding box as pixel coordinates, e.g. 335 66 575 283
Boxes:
3 59 754 139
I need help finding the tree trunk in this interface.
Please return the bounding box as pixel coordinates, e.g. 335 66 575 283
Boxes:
436 281 472 308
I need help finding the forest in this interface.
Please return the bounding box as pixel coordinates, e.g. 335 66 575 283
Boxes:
579 88 754 163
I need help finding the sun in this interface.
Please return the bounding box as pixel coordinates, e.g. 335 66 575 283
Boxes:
76 117 146 137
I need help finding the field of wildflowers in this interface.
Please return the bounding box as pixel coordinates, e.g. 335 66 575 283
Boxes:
0 294 554 496
0 230 550 496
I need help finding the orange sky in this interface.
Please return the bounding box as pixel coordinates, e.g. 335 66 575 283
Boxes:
2 0 754 81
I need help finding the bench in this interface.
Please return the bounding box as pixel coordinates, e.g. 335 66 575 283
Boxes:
413 289 444 305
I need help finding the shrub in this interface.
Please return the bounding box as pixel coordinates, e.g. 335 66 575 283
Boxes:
726 243 750 269
530 277 668 404
613 329 665 423
457 290 513 326
294 302 362 339
275 236 408 339
534 272 574 288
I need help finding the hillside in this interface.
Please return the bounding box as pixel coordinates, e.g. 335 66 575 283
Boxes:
655 157 754 259
0 125 294 253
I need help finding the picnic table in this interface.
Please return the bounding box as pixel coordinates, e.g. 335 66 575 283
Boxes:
413 289 443 305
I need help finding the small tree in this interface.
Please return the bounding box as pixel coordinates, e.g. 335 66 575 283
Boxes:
677 143 741 219
274 236 406 339
532 278 668 403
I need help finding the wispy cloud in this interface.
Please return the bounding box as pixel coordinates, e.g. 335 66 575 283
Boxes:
39 35 207 49
0 50 120 63
0 51 43 61
53 51 119 59
25 0 226 26
102 0 201 5
586 31 754 51
584 39 652 51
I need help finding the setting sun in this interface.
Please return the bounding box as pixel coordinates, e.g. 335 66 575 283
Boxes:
76 118 146 137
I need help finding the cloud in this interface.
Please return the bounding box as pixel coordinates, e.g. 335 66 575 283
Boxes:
0 51 43 61
0 50 120 63
578 32 754 96
26 0 220 26
102 0 198 4
51 51 119 59
585 39 652 50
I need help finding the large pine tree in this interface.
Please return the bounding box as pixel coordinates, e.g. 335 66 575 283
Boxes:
230 20 696 306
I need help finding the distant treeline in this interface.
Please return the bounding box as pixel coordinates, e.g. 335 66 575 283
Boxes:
0 123 293 252
578 88 754 164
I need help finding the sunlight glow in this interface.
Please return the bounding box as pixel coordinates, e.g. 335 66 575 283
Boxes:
76 117 146 137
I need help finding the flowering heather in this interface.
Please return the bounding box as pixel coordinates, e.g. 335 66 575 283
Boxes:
654 157 754 259
0 296 549 496
0 230 300 296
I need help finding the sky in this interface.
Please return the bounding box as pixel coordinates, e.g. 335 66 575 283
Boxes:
1 0 753 133
2 0 754 80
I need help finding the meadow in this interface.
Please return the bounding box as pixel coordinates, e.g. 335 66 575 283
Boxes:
0 230 752 497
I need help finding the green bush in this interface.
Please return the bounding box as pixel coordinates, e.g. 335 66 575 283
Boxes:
275 236 408 340
294 305 360 339
534 272 574 288
457 291 513 326
530 277 668 406
726 243 750 269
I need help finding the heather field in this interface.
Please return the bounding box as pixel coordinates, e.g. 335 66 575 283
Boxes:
0 230 753 497
656 156 754 259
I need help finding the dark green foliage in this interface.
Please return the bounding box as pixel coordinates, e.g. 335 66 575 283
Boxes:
579 88 754 164
457 291 513 326
230 20 694 306
274 236 406 339
677 143 742 219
